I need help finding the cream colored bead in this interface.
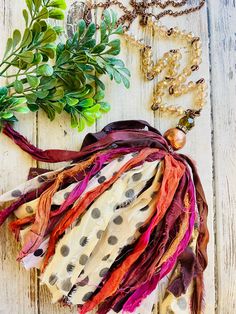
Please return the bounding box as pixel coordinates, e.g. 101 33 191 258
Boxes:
177 106 185 115
188 81 195 89
183 67 192 76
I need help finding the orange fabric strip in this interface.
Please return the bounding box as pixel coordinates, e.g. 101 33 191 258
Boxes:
42 148 161 272
80 154 185 314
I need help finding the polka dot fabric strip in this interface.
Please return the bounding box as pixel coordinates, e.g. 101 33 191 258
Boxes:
0 120 209 314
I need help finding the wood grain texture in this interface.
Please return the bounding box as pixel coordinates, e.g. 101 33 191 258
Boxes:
208 0 236 313
0 0 234 313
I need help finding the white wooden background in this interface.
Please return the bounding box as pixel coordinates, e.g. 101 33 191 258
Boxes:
0 0 235 313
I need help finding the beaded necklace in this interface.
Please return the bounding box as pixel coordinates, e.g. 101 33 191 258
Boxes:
76 0 207 150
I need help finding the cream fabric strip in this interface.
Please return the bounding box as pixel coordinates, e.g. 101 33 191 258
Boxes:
0 167 64 204
69 162 163 305
41 160 159 303
18 153 135 269
14 154 134 219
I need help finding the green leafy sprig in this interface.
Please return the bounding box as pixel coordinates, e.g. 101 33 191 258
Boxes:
0 0 130 131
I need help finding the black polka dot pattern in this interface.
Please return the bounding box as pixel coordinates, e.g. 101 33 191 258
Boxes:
64 192 70 199
99 268 109 277
140 205 149 212
98 176 106 184
49 274 58 285
61 278 72 291
102 254 110 261
108 235 118 245
77 276 89 287
26 205 34 214
177 297 187 310
135 222 144 229
34 248 44 257
60 245 70 257
132 172 142 181
38 175 48 183
82 291 93 302
125 189 135 198
97 230 103 239
11 190 22 197
117 155 124 162
91 208 101 219
80 236 88 247
113 215 123 225
79 254 88 265
66 264 75 273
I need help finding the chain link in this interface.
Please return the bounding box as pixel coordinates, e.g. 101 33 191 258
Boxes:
89 0 206 29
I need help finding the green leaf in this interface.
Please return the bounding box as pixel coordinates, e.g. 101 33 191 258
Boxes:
12 29 21 49
27 75 40 88
41 28 57 44
39 44 56 59
4 38 13 57
40 77 57 90
48 0 67 9
121 74 130 88
94 90 105 101
32 52 43 64
84 23 96 40
100 20 107 42
92 44 106 54
70 112 78 128
23 9 29 26
66 97 79 106
39 20 48 32
35 90 49 99
41 103 55 121
32 21 41 34
49 87 64 100
14 105 30 113
113 71 122 84
118 67 131 77
26 0 33 13
82 111 95 125
49 8 65 20
78 116 86 131
51 101 64 113
18 51 34 63
53 25 64 35
2 112 14 119
0 87 8 96
99 101 111 113
37 6 49 20
14 80 24 93
33 0 42 10
21 28 32 47
36 64 54 76
10 97 27 106
112 24 123 35
103 10 111 26
86 103 100 113
56 50 70 66
26 93 37 104
28 103 39 111
77 20 86 38
78 98 94 108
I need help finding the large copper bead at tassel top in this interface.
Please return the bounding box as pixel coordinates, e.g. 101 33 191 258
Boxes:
164 128 186 150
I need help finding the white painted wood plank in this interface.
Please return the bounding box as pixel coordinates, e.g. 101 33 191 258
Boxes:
208 1 236 313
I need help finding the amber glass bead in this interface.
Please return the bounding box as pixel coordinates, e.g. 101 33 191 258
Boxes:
164 128 186 150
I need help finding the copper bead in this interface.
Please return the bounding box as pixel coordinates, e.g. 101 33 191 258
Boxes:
164 128 186 150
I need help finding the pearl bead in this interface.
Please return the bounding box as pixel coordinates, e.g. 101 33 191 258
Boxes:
164 128 186 150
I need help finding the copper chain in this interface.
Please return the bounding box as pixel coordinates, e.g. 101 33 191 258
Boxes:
89 0 206 29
